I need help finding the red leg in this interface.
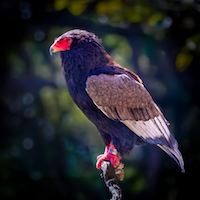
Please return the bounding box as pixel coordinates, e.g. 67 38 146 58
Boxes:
96 142 121 169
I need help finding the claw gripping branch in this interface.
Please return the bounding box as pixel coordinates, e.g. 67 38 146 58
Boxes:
96 143 122 169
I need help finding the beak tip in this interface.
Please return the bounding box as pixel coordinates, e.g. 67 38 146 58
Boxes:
49 46 54 56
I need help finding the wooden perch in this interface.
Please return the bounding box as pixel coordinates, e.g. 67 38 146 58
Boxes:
100 161 124 200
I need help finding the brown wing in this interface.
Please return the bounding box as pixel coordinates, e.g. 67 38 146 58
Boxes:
86 73 170 142
86 73 185 172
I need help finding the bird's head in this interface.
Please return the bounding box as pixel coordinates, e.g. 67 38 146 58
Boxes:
49 29 102 55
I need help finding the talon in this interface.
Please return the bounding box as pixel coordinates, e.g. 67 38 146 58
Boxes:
96 142 121 169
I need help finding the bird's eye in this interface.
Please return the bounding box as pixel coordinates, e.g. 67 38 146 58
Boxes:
66 38 72 43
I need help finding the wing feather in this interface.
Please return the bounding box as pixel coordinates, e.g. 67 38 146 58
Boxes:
86 73 184 171
86 73 169 141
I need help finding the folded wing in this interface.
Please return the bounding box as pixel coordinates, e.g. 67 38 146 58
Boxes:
86 73 185 172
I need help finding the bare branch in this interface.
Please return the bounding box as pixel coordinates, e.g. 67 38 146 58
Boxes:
100 161 123 200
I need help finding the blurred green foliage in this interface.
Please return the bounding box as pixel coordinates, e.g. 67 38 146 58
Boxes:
104 34 133 69
1 0 200 200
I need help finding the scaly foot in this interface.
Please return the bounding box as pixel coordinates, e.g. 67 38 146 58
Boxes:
96 143 121 169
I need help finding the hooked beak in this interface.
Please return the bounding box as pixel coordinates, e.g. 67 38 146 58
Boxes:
49 39 62 55
49 46 54 56
49 43 57 56
49 37 72 55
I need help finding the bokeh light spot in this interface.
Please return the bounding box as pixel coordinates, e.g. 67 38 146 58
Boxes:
22 138 34 150
22 93 34 105
138 54 150 74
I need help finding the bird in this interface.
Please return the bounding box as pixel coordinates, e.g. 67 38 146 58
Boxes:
49 29 185 173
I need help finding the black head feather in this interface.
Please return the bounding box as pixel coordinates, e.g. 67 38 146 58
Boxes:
58 29 102 44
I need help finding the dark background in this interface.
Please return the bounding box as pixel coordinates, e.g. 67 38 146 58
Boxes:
1 0 200 199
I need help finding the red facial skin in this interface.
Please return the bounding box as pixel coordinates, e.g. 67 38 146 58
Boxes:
51 37 73 52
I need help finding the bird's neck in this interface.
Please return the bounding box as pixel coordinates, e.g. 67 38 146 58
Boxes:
60 44 108 84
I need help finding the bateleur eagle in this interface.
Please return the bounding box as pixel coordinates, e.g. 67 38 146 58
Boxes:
49 29 185 173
